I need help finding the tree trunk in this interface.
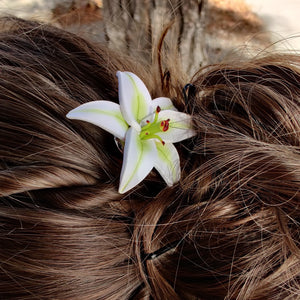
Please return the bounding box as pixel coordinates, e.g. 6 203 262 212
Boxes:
101 0 270 76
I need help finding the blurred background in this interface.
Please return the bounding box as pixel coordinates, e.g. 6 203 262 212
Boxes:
0 0 299 75
245 0 300 51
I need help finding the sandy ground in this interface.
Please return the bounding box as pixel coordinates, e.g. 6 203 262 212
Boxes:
245 0 300 51
0 0 51 20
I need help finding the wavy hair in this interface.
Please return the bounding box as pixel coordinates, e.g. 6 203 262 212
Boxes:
0 17 299 299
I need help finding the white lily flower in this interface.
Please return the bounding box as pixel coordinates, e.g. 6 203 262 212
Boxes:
67 71 196 194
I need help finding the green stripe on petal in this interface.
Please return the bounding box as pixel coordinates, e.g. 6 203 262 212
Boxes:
117 71 152 127
67 100 128 140
154 142 180 186
119 127 156 193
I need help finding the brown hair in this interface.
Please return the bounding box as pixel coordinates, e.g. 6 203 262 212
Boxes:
0 17 299 300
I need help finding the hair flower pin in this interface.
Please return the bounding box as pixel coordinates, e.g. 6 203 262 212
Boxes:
67 71 196 193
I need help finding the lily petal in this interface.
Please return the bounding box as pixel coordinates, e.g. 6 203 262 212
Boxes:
156 110 196 143
117 71 152 129
154 142 180 186
152 97 178 111
119 127 156 193
66 101 128 140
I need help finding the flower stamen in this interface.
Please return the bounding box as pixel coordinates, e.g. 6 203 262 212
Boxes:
140 106 170 144
160 119 170 132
